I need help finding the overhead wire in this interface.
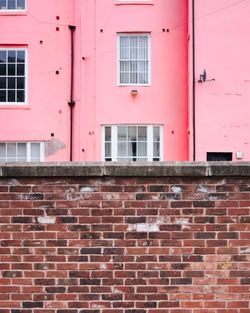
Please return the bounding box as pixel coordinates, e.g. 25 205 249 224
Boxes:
23 0 248 76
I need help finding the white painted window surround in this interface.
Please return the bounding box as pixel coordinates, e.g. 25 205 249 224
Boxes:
0 142 44 162
0 48 27 104
0 0 26 10
118 33 151 86
103 125 163 162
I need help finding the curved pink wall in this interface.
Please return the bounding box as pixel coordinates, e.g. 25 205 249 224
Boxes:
194 0 250 161
74 0 189 161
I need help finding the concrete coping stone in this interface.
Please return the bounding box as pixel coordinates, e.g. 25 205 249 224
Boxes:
0 161 250 177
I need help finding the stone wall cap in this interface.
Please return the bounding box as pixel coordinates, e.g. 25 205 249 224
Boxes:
0 161 250 177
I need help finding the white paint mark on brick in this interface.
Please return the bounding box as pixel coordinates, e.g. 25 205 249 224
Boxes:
218 179 226 185
136 223 159 232
174 218 190 225
91 304 105 308
104 194 113 200
197 185 208 193
37 216 56 224
100 263 107 270
127 223 159 232
171 186 183 193
241 247 250 254
112 286 123 294
80 186 98 193
66 187 75 193
9 179 20 185
127 224 135 231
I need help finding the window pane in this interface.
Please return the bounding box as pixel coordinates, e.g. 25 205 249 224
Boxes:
7 90 15 102
105 142 111 158
17 77 25 89
0 0 7 9
118 142 126 157
31 143 40 158
17 0 25 9
153 127 160 141
17 64 25 76
31 143 41 161
8 77 15 89
0 90 6 102
153 142 160 157
0 64 6 75
128 126 136 141
128 142 137 157
105 127 111 141
17 51 25 63
7 0 15 9
138 126 147 141
118 127 127 141
0 78 6 89
120 72 129 84
17 90 24 102
8 64 15 76
7 143 16 158
0 143 6 158
8 50 16 63
138 142 147 157
0 51 6 63
17 143 26 158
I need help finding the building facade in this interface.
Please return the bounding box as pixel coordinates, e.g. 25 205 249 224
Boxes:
0 0 249 162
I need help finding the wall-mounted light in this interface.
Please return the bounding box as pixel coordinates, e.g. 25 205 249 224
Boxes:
131 90 138 96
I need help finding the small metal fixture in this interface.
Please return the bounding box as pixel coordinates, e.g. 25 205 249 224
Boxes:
198 69 207 83
131 90 138 96
198 69 215 83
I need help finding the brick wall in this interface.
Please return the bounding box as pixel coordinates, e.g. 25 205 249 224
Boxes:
0 163 250 313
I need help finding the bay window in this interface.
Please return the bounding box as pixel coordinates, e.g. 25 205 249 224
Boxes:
0 142 44 162
103 125 162 161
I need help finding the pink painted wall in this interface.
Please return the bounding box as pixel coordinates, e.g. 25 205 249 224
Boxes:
73 0 189 161
192 0 250 161
0 0 189 162
0 0 74 161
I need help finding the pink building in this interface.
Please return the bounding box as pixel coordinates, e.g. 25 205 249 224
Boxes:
0 0 249 162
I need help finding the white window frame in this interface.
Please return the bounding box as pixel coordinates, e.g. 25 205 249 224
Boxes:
102 125 163 161
0 0 26 11
117 33 151 86
0 142 44 162
0 47 28 105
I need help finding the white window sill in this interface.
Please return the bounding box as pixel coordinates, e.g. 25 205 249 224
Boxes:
0 104 30 110
115 1 154 6
0 10 26 16
118 84 151 87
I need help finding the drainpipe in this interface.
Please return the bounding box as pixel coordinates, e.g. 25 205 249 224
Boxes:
68 25 76 161
192 0 196 161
